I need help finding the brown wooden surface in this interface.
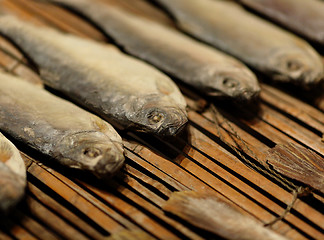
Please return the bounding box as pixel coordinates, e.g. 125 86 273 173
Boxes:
0 0 323 239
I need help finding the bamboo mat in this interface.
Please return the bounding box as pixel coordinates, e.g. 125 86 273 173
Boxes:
0 0 323 239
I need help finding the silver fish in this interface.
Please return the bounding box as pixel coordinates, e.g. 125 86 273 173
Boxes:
240 0 324 45
0 72 125 179
46 0 260 102
155 0 324 88
0 15 187 136
0 133 26 213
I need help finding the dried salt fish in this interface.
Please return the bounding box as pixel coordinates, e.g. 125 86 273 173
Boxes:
0 133 26 213
155 0 324 88
0 15 187 136
240 0 324 45
267 143 324 194
0 72 125 179
163 191 288 240
46 0 260 102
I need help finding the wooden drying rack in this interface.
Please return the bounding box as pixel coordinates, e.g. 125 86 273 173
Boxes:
0 0 323 239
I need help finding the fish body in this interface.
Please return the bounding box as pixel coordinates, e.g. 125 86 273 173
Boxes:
155 0 324 88
0 15 187 136
240 0 324 45
0 133 26 212
47 0 260 102
0 72 125 179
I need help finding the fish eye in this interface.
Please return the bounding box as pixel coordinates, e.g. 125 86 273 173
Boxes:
83 147 102 158
147 111 164 124
286 60 302 71
222 77 238 88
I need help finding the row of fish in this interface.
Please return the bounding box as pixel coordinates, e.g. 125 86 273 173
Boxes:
1 0 324 221
48 0 324 89
0 15 188 136
46 0 260 101
154 0 324 87
0 12 188 211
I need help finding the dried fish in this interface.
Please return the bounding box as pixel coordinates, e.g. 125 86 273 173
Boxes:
0 133 26 213
46 0 260 102
267 143 324 194
0 71 125 179
163 191 288 240
155 0 324 88
0 15 187 136
240 0 324 45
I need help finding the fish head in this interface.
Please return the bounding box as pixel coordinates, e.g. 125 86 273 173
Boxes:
53 131 125 179
269 47 324 88
125 95 188 136
0 163 25 213
201 68 261 102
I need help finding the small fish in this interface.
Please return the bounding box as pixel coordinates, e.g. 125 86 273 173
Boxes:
267 143 324 194
0 72 125 179
240 0 324 45
154 0 324 88
0 15 187 136
46 0 260 102
163 191 288 240
0 133 26 213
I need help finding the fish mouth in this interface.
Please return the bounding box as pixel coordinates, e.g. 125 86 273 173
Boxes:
298 70 324 89
234 88 261 102
273 68 324 88
206 87 260 103
157 119 188 136
93 145 125 179
202 69 260 102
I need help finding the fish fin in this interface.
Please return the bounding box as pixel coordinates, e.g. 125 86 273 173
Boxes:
162 191 247 235
0 140 14 164
0 133 26 178
163 191 287 240
267 143 324 194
